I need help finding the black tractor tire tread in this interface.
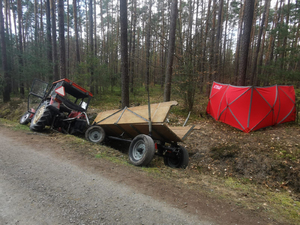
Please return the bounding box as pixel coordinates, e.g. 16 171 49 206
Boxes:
30 104 52 131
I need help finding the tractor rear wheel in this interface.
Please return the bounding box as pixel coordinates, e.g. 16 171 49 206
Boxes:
85 126 106 143
30 102 52 131
128 134 155 166
164 145 189 169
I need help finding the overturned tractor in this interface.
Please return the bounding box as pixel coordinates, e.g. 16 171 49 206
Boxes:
20 78 92 135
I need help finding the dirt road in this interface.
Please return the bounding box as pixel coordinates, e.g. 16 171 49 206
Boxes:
0 127 215 225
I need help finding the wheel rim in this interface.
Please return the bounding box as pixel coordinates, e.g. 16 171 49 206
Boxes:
89 129 102 142
132 140 145 161
32 105 46 124
20 113 29 123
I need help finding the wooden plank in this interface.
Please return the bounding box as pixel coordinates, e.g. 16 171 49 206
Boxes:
100 123 194 143
167 125 195 141
93 109 121 125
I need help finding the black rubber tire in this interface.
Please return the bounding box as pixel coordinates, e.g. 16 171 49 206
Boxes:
20 112 31 125
85 126 106 143
164 145 189 169
128 134 155 166
30 102 52 131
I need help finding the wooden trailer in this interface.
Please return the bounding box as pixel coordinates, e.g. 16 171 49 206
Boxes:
85 101 194 168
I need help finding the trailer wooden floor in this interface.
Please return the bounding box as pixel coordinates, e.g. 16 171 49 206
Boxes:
93 101 194 143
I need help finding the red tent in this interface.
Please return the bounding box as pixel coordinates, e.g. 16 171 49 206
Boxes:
206 81 296 133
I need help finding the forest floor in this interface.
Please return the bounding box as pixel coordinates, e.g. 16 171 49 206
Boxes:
1 97 300 224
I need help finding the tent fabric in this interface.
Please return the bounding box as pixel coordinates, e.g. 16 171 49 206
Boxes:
206 81 296 133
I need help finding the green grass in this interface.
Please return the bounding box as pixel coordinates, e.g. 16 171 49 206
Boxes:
0 118 30 131
275 149 299 161
266 190 300 222
95 152 128 165
221 176 300 224
141 166 161 176
224 177 253 192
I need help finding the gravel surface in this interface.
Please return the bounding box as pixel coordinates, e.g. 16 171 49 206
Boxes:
0 129 214 225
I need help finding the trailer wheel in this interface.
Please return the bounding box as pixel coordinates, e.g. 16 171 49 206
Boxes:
85 126 106 143
129 134 155 166
164 145 189 169
30 102 52 131
20 112 31 125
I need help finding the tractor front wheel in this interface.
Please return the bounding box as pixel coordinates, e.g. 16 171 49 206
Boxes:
128 134 155 166
164 145 189 169
30 102 52 131
85 126 106 144
20 112 31 125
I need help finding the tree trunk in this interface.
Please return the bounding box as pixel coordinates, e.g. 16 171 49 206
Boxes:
1 0 10 102
67 0 70 77
208 0 216 84
46 0 52 80
99 0 105 92
73 0 80 63
120 0 129 108
93 0 97 56
89 0 94 93
250 0 269 85
129 0 137 93
6 0 12 48
256 0 271 86
222 0 229 83
12 0 18 50
160 1 166 88
237 0 255 86
215 0 224 82
4 0 10 37
58 0 66 78
234 0 245 84
17 0 24 96
164 0 178 102
50 0 59 80
93 0 98 93
280 0 290 84
145 0 152 92
203 0 211 97
263 0 279 85
40 0 44 41
186 0 196 111
34 0 38 42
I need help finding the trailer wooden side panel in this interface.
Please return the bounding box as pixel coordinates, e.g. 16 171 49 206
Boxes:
93 101 178 125
92 101 194 143
101 123 194 143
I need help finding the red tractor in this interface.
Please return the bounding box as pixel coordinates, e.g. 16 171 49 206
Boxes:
20 79 93 134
